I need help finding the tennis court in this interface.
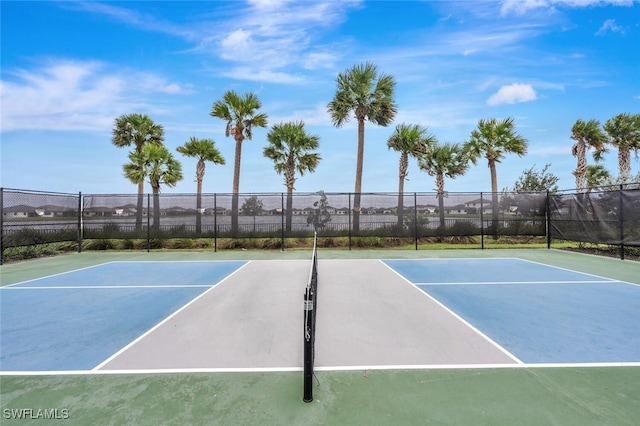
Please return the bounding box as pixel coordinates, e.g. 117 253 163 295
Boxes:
382 258 640 364
1 261 249 371
1 249 639 424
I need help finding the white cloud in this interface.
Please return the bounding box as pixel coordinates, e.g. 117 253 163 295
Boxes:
247 0 293 10
69 0 363 85
529 145 571 155
220 28 254 57
501 0 634 15
0 59 191 132
212 1 362 82
501 0 548 15
487 83 537 106
303 52 339 70
66 2 194 40
434 22 547 58
268 103 332 127
596 19 624 35
220 67 304 84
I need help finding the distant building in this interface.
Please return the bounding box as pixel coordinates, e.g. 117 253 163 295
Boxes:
2 205 35 218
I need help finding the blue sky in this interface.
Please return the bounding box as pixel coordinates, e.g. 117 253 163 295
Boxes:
1 0 639 195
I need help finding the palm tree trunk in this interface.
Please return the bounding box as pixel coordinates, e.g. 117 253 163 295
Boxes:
286 186 293 233
152 186 161 230
572 141 588 222
196 179 203 235
136 181 144 230
196 159 204 235
574 141 587 192
490 162 499 239
353 117 365 233
231 137 242 234
437 173 445 228
619 146 631 183
397 153 407 229
284 161 295 233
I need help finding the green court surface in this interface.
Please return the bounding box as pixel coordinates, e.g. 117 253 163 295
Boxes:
2 367 639 425
1 248 639 425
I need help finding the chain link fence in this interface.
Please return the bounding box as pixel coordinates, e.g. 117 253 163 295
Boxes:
550 187 640 246
2 185 638 263
1 189 81 257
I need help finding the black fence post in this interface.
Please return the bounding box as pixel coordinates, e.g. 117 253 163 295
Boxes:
281 193 285 251
414 192 418 250
146 193 151 253
546 190 551 249
348 193 352 251
77 192 83 253
619 185 624 260
214 193 217 252
0 188 4 265
480 192 484 250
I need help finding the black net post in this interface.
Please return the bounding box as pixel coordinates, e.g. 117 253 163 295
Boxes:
303 287 314 402
303 232 318 403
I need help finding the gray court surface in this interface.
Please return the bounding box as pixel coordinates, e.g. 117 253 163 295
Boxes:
99 260 307 370
99 259 516 371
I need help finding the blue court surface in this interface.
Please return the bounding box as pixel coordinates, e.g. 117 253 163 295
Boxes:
383 258 640 364
0 261 246 371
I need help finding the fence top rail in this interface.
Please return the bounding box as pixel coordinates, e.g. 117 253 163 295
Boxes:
4 183 639 199
1 188 80 197
81 190 587 197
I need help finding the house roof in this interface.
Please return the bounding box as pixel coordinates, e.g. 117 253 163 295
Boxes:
3 204 36 212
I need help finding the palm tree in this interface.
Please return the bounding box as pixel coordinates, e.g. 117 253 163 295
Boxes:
418 143 469 228
570 119 608 192
112 113 164 228
603 113 640 184
210 91 268 233
125 144 183 228
177 137 225 234
387 123 435 228
465 118 528 238
263 121 321 232
584 164 612 193
327 62 397 232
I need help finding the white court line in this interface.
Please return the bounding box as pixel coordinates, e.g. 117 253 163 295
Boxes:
378 260 524 365
2 260 248 289
111 260 242 262
385 257 619 280
2 262 113 288
91 261 252 371
3 361 640 376
315 361 640 371
1 285 214 290
382 257 517 261
515 256 639 287
413 280 622 286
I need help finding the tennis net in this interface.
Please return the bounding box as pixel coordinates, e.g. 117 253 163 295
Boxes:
303 232 318 403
